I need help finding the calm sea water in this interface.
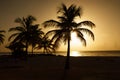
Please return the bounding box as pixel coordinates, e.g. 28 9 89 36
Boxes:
55 51 120 57
0 51 120 56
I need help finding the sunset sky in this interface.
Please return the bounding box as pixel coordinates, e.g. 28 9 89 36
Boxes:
0 0 120 52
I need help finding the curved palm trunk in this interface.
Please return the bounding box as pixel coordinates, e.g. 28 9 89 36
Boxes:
65 33 71 70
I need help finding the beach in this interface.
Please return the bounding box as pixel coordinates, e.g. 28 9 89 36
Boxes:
0 55 120 80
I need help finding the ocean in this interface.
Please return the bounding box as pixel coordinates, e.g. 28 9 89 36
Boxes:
55 51 120 56
0 51 120 57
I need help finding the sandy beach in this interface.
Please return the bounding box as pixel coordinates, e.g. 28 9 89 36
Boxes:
0 55 120 80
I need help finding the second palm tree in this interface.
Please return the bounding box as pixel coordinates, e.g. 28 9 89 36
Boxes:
8 15 44 54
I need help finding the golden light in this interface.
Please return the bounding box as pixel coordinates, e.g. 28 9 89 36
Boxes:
70 31 92 53
71 31 93 46
70 32 82 51
71 32 80 44
70 51 82 57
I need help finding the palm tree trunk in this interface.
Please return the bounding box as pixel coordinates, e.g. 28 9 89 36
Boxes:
65 33 70 69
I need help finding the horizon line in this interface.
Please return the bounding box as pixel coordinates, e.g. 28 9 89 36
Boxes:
1 50 120 53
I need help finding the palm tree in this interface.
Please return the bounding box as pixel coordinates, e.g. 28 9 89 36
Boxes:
43 3 95 69
29 25 44 54
36 36 55 54
8 15 42 54
0 30 5 45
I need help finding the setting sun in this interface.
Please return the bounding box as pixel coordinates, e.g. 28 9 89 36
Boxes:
70 51 81 57
70 32 82 51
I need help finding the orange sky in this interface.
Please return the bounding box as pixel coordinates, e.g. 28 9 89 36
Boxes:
0 0 120 52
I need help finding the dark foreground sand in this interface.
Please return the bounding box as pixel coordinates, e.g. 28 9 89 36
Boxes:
0 55 120 80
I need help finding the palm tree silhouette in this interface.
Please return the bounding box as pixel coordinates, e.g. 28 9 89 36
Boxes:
36 36 55 54
28 25 44 54
8 15 42 54
43 3 95 69
0 30 5 45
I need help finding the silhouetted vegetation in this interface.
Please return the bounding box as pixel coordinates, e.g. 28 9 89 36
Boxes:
0 3 95 70
36 36 55 54
6 41 26 58
43 3 95 69
8 15 44 55
0 29 5 45
28 23 44 54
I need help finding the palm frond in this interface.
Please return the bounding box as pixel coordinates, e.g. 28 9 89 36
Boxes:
0 30 5 44
79 28 95 40
53 35 63 49
77 21 95 28
0 30 6 33
57 3 67 15
0 33 5 44
45 29 63 49
43 20 60 28
0 34 5 37
9 27 25 32
45 29 59 37
26 15 36 24
15 18 26 27
73 29 84 37
50 30 67 45
47 43 55 52
76 33 86 46
8 33 19 41
27 15 36 21
0 37 5 44
15 17 23 23
57 16 67 22
12 33 25 42
74 6 82 17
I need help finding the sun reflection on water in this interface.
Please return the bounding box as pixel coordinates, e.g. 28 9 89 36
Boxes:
70 51 82 57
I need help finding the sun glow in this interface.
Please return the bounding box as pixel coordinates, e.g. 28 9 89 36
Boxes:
70 32 82 51
71 32 80 44
70 51 82 57
71 31 94 48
